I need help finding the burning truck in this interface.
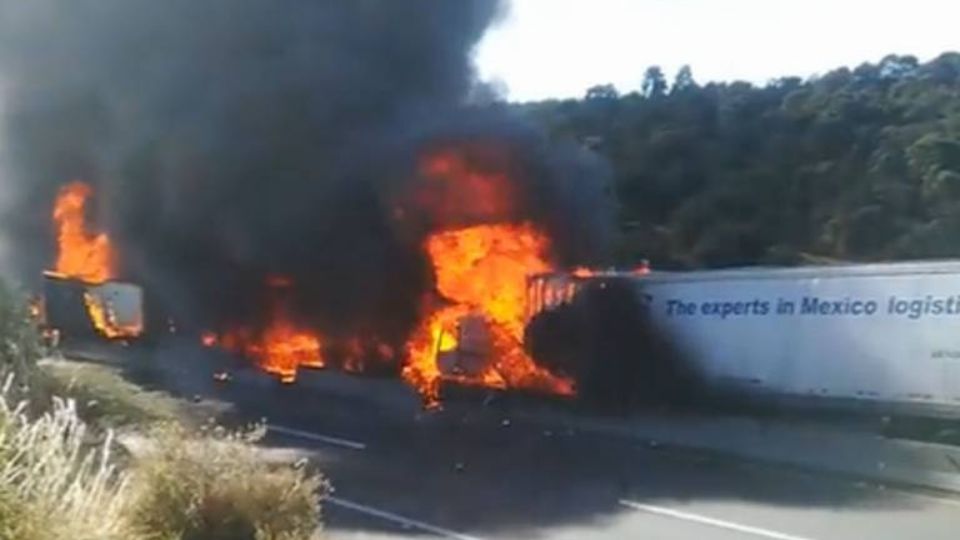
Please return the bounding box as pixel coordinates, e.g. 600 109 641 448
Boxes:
32 167 694 414
4 1 625 411
34 149 613 410
37 182 144 344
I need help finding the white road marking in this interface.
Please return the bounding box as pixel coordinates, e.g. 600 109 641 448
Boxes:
619 500 817 540
326 496 485 540
868 484 960 509
267 425 367 450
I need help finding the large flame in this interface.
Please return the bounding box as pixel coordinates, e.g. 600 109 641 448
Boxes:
204 279 324 383
202 145 576 402
52 181 116 284
403 223 575 407
50 181 141 339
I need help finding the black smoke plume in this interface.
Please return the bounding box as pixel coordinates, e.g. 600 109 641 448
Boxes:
0 1 613 354
526 279 704 411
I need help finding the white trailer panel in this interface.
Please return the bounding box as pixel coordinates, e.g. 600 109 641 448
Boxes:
86 281 145 335
634 261 960 410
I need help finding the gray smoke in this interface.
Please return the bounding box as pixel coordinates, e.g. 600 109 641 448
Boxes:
0 0 613 354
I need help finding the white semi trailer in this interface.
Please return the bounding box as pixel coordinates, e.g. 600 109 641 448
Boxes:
529 261 960 416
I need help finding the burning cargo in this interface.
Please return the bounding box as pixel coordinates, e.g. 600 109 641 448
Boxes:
1 1 614 408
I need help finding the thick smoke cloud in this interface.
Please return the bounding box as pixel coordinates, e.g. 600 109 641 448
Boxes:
0 1 613 350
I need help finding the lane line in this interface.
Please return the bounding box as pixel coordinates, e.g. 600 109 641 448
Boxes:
326 496 485 540
267 425 367 450
619 500 817 540
860 484 960 509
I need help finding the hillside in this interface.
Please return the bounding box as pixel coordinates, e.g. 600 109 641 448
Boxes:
520 53 960 268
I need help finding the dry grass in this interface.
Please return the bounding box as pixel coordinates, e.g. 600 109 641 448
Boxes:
0 281 327 539
126 424 326 540
0 377 134 540
0 387 326 540
37 359 183 429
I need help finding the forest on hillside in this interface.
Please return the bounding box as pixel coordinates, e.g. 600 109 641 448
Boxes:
519 53 960 269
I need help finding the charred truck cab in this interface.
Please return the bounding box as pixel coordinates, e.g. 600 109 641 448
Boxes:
40 271 145 344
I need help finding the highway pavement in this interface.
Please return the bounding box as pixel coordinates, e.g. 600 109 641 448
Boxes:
116 341 960 539
287 413 960 540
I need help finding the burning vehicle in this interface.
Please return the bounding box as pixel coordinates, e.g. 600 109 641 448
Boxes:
37 182 144 343
34 153 609 409
2 1 621 410
40 272 143 343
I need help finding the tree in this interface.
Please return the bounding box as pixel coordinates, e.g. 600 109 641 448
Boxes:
879 54 918 79
641 66 667 98
517 54 960 268
584 84 619 101
672 65 696 93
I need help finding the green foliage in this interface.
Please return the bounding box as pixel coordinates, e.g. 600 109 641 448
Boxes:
519 54 960 267
585 83 619 101
641 66 667 98
672 65 696 94
0 283 42 386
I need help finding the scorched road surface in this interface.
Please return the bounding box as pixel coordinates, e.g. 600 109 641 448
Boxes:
121 343 960 540
283 412 960 540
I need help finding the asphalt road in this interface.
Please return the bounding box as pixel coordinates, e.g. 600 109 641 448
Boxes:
107 341 960 539
268 404 960 540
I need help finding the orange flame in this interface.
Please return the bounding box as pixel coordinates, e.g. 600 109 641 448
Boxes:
50 181 140 339
82 291 141 339
253 318 324 382
403 303 470 407
403 223 575 407
571 267 596 278
205 278 324 382
212 319 324 383
53 181 115 284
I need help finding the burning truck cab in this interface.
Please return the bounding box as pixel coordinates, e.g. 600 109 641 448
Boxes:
36 181 144 344
39 271 145 343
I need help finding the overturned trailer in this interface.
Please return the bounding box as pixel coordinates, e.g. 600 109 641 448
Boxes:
528 261 960 417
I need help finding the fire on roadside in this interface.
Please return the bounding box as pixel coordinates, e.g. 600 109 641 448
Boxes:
400 145 576 408
48 181 141 340
202 277 325 383
53 181 116 284
200 146 577 407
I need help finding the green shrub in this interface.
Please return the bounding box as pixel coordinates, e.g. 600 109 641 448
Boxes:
127 425 326 540
0 283 43 396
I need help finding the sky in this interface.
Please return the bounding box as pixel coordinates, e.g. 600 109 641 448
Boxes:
475 0 960 102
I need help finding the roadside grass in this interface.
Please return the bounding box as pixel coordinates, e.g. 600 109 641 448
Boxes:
127 424 326 540
0 384 134 540
0 285 44 401
0 281 327 539
36 359 183 430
